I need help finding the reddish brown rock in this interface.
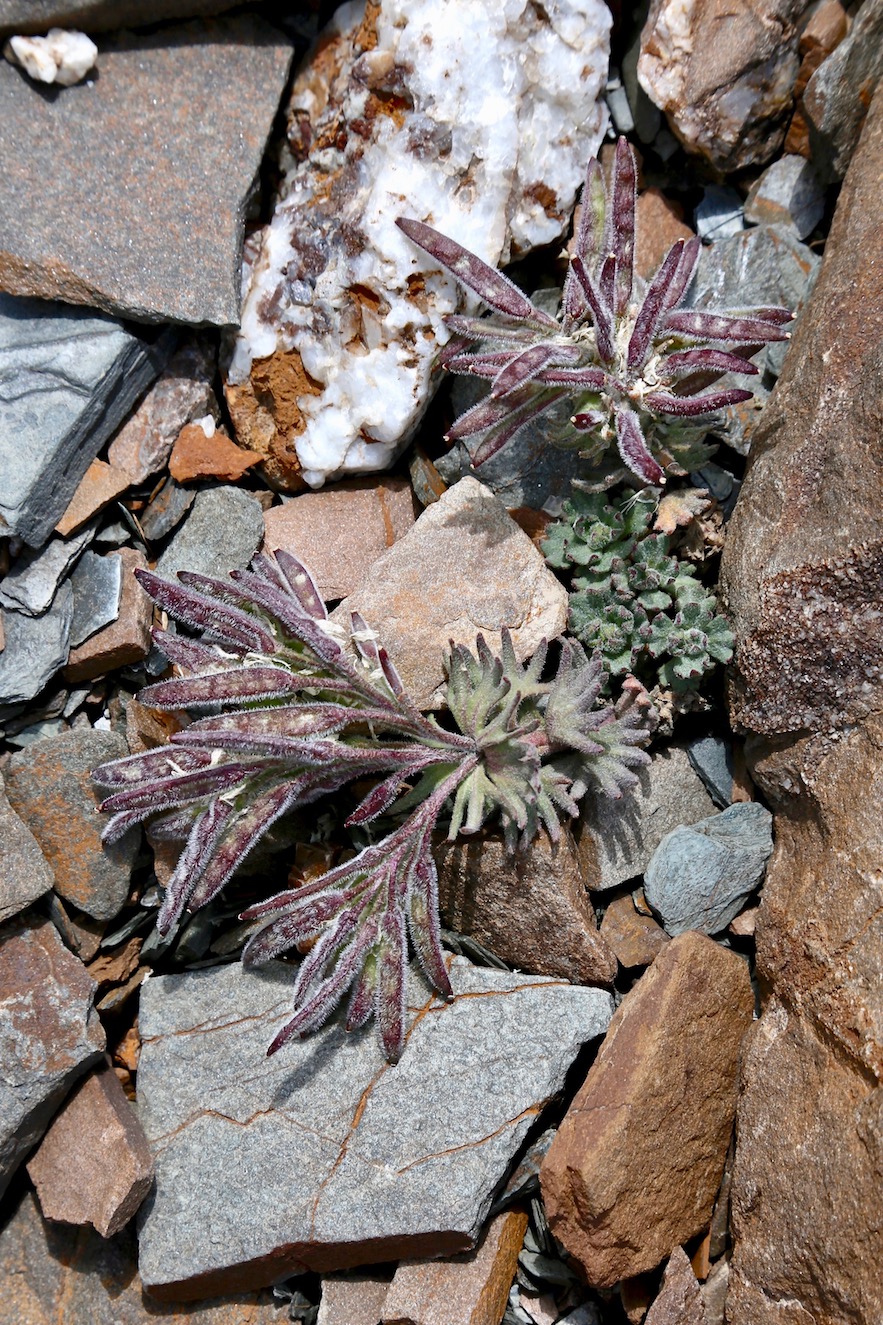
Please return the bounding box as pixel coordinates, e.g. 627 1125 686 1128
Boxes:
5 728 137 920
645 1248 707 1325
318 1273 392 1325
599 893 669 969
64 547 153 682
0 918 105 1199
540 932 754 1287
263 477 418 601
168 420 259 483
0 772 54 922
0 1186 286 1325
719 88 883 1325
635 189 694 281
109 339 217 483
27 1059 154 1238
436 827 617 985
381 1209 527 1325
728 1003 883 1325
54 459 131 537
638 0 805 170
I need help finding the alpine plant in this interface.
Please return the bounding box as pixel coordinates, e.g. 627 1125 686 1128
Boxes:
396 137 791 487
93 551 653 1061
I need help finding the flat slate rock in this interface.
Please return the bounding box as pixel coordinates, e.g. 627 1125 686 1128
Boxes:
156 485 264 581
644 802 773 936
0 772 54 922
0 524 93 616
5 728 138 921
0 917 105 1200
68 549 123 647
136 957 613 1300
0 17 293 325
0 293 170 546
0 581 73 705
0 1186 285 1325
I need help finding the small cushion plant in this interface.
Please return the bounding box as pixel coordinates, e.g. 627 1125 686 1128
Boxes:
397 137 790 487
542 488 734 692
94 552 653 1061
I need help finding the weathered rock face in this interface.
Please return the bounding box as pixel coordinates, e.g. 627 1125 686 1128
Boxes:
802 0 883 182
540 932 754 1288
637 0 807 171
224 0 611 490
0 16 293 325
720 89 883 1325
136 957 613 1300
645 1247 707 1325
0 773 54 922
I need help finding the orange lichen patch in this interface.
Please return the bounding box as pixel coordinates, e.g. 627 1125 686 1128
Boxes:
353 0 381 54
225 347 323 492
168 422 259 484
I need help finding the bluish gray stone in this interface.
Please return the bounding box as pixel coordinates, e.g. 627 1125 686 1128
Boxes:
68 550 122 647
0 525 94 616
136 957 614 1299
139 478 195 543
744 155 825 240
0 582 73 705
803 0 883 183
0 295 170 547
686 734 734 808
156 486 264 581
644 801 773 936
695 187 745 242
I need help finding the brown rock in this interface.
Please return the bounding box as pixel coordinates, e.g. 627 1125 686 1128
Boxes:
719 88 883 1325
635 189 694 282
263 477 418 601
540 932 754 1287
0 918 105 1199
54 459 131 537
599 893 669 969
381 1209 527 1325
27 1059 154 1238
64 548 153 682
638 0 805 170
0 18 294 325
728 1004 883 1325
645 1247 707 1325
0 771 54 922
333 478 567 708
318 1273 392 1325
0 1185 286 1324
168 420 259 483
5 728 137 921
436 827 617 985
109 339 217 483
86 936 142 988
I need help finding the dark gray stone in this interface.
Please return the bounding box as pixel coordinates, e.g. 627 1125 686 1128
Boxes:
0 18 293 325
0 293 170 546
68 549 122 647
577 745 716 892
0 917 105 1199
686 734 734 808
139 477 196 543
0 524 94 615
0 1 258 36
0 773 54 921
0 581 73 704
136 957 613 1300
156 485 264 580
644 801 773 936
803 0 883 183
744 155 825 240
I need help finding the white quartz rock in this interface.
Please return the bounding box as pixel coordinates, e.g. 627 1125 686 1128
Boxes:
225 0 611 490
5 29 97 86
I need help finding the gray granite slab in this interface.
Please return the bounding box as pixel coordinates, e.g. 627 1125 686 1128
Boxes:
0 293 171 546
0 524 94 615
68 549 122 646
0 581 73 704
156 485 264 580
644 802 773 936
0 18 293 325
0 917 105 1199
136 957 613 1300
